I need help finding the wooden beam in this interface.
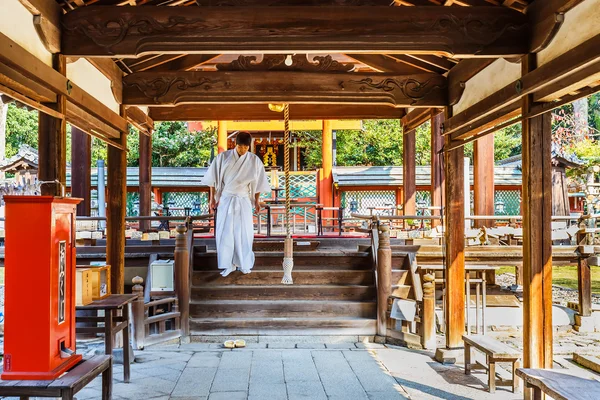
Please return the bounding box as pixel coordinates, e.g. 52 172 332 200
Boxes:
138 131 152 232
123 71 447 107
473 134 495 228
0 61 57 103
18 0 62 53
401 108 436 131
447 58 495 106
430 112 444 227
521 54 553 373
38 54 66 197
444 34 600 140
71 126 91 216
534 60 600 102
403 128 416 216
145 54 219 72
387 55 448 74
345 54 424 74
194 0 394 4
126 106 153 136
66 101 121 143
444 112 465 349
107 108 128 294
86 58 123 104
0 33 128 133
61 6 529 57
149 103 406 121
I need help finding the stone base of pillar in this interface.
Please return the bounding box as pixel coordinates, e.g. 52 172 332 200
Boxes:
574 315 596 333
434 347 464 364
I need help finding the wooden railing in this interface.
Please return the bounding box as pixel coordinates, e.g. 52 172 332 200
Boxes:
131 277 181 349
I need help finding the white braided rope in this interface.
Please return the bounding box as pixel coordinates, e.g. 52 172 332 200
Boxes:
282 257 294 284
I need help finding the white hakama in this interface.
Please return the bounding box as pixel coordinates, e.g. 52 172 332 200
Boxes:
202 150 271 274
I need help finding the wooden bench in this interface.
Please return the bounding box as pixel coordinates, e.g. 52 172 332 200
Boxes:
516 368 600 400
0 355 112 399
463 334 521 393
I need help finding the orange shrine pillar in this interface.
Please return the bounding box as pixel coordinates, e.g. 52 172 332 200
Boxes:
320 120 334 209
217 121 227 154
473 134 495 228
403 128 416 216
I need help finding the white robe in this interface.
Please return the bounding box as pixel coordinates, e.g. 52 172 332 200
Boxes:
202 149 271 272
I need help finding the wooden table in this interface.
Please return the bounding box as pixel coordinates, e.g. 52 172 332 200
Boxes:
0 355 112 399
76 294 138 383
419 264 498 335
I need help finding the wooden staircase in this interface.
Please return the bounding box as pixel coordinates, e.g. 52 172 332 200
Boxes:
190 247 410 336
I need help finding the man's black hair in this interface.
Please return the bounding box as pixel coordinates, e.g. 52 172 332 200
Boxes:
236 131 252 146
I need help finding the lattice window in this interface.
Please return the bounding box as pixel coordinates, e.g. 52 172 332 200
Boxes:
261 172 317 199
494 190 521 216
341 191 396 217
162 192 210 215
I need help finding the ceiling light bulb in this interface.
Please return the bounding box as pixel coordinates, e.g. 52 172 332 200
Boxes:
285 55 293 66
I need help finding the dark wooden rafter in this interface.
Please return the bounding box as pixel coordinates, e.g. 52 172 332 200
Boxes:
126 106 154 135
61 6 529 57
145 54 219 72
444 33 600 141
345 55 424 74
401 107 439 131
148 103 407 120
123 71 447 107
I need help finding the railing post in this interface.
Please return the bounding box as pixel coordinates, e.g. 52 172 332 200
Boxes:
174 224 190 338
421 273 437 350
131 276 145 350
376 224 392 338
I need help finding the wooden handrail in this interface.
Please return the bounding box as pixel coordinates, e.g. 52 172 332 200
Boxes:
144 297 178 308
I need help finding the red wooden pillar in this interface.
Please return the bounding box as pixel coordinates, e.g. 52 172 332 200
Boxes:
473 134 495 228
38 54 66 197
522 54 553 375
153 188 163 206
403 128 416 216
320 120 334 208
444 119 465 350
139 132 152 231
431 113 445 227
217 121 227 154
70 126 91 215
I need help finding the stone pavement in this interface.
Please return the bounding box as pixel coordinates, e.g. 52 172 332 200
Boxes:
59 342 527 400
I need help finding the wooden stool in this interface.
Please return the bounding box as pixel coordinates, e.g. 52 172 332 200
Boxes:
463 334 521 393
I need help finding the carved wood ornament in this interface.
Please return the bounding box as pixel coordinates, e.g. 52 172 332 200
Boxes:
122 71 447 107
61 6 529 57
216 55 354 73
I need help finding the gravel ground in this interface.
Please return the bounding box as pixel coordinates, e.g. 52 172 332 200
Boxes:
496 272 600 306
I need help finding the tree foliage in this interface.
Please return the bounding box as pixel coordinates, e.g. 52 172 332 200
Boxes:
149 121 216 167
5 104 38 158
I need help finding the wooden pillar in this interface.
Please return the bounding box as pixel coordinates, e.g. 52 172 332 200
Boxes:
217 120 227 154
320 120 333 208
376 224 392 337
153 188 163 205
473 134 495 228
421 273 437 350
38 54 66 196
71 126 91 215
174 225 190 337
431 114 445 227
107 108 128 295
131 276 145 350
403 128 416 216
444 131 465 349
522 54 553 373
139 132 152 231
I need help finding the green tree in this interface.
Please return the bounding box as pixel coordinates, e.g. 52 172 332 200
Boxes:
151 121 216 167
5 104 38 157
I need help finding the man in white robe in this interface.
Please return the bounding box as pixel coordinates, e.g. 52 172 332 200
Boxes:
202 132 271 276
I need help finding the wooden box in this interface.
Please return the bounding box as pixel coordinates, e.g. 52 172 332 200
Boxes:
76 268 93 306
85 264 111 300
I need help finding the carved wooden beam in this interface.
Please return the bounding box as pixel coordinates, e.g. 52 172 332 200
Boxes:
18 0 62 53
61 6 529 57
148 103 406 121
123 71 447 107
